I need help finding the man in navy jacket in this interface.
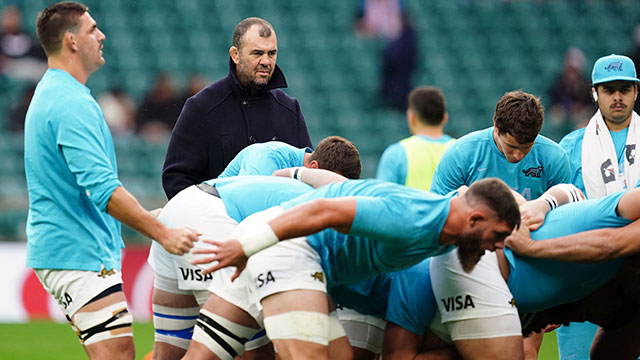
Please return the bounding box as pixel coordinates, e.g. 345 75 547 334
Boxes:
162 17 312 199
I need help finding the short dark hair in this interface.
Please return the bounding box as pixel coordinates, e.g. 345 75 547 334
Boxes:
408 86 446 126
465 178 521 230
493 90 544 144
36 1 88 56
232 17 274 50
309 136 362 179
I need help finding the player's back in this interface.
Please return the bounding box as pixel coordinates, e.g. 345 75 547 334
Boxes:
209 175 313 222
505 191 630 312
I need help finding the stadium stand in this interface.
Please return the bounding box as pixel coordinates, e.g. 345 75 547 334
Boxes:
1 0 640 241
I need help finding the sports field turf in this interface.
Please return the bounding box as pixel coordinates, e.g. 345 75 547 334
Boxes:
0 321 560 359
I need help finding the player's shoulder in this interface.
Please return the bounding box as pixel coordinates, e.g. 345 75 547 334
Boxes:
450 127 492 147
558 128 586 150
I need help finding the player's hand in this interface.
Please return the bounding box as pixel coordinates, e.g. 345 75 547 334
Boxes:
519 199 549 231
504 225 534 255
158 227 199 255
191 239 248 281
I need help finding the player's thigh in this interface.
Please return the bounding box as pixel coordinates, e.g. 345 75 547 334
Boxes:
36 268 134 349
454 336 523 360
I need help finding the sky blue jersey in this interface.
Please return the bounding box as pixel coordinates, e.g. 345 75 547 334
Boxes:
331 259 436 335
282 179 453 287
218 141 310 178
204 176 312 223
25 69 123 271
505 191 630 313
431 127 570 200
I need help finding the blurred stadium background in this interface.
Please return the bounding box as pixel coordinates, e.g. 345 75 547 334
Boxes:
2 0 640 358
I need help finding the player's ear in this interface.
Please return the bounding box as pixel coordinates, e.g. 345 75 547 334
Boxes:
308 160 319 169
229 46 239 64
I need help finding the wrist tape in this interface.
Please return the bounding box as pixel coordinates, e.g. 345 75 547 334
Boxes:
239 222 279 257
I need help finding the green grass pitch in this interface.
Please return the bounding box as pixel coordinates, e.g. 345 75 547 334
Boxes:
0 321 559 359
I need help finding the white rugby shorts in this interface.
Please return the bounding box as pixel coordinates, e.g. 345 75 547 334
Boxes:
429 250 518 323
210 207 327 321
147 185 238 292
35 267 124 317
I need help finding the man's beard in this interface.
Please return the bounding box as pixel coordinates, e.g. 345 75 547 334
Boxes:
237 62 272 91
456 235 485 273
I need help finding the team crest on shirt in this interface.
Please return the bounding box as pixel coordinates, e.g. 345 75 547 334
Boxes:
509 298 516 307
97 268 115 278
522 166 543 178
310 272 324 283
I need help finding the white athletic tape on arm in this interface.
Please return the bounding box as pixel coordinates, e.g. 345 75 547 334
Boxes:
239 222 279 257
539 194 558 210
264 311 329 345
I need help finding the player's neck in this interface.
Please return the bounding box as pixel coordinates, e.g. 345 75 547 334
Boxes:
439 197 467 245
413 125 444 138
48 55 90 85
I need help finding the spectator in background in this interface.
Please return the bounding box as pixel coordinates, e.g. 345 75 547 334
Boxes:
377 86 454 190
162 17 312 200
548 47 594 130
354 0 417 110
135 72 181 140
0 5 46 81
6 82 35 133
97 87 136 137
180 73 208 105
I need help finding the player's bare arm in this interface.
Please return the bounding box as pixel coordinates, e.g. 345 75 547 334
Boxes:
506 187 640 262
193 197 357 278
272 167 349 188
106 186 198 255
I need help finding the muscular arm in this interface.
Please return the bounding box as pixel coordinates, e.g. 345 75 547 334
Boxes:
506 187 640 262
269 197 356 239
107 186 197 254
272 168 348 188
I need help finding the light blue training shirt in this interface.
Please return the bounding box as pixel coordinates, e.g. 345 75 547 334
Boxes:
25 69 123 271
218 141 310 178
431 127 570 200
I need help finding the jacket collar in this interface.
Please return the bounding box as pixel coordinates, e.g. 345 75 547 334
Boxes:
227 57 288 96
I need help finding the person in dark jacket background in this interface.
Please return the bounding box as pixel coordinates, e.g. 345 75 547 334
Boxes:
162 17 313 199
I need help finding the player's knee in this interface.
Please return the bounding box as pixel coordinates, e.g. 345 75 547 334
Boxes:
152 304 200 350
70 301 133 346
191 308 260 360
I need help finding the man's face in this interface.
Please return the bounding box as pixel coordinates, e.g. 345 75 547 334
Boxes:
73 12 106 73
493 129 534 163
232 25 277 91
596 81 638 126
456 218 513 272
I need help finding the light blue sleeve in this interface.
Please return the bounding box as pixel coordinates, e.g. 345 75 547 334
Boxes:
376 143 407 185
430 143 467 195
385 260 435 335
544 144 571 187
55 104 121 211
